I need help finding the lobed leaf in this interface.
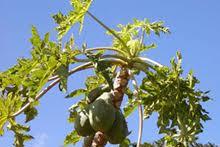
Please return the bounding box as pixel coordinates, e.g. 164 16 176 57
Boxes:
53 0 93 39
64 130 81 146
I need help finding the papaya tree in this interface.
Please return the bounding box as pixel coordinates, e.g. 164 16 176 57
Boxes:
0 0 211 147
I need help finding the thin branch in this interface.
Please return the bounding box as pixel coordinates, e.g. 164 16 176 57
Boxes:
72 54 130 63
137 104 143 147
85 47 164 70
48 55 129 81
129 70 143 147
136 57 163 67
86 11 131 56
48 62 92 81
85 47 127 55
140 29 145 45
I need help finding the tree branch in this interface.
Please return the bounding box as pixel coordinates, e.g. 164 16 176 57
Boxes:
137 57 163 67
129 70 143 147
86 11 131 56
85 46 127 55
48 55 129 81
48 62 93 81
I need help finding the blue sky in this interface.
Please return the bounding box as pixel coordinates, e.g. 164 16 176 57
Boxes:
0 0 220 146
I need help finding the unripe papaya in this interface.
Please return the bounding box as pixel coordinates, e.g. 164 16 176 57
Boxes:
74 107 95 137
87 85 110 103
106 110 129 144
88 92 115 132
83 135 94 147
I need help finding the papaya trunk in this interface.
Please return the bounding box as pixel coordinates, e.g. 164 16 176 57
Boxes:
111 67 129 109
88 67 129 147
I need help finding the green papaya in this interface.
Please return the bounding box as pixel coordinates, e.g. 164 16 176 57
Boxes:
106 110 129 144
88 92 115 132
74 107 96 137
83 135 94 147
87 85 110 103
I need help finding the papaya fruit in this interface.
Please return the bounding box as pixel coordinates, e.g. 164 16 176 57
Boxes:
74 107 95 137
106 110 129 144
88 92 115 132
87 85 110 103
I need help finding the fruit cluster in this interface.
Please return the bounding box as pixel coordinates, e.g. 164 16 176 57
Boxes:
74 92 129 145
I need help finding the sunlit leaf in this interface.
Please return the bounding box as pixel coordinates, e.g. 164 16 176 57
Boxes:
65 89 86 98
64 130 81 145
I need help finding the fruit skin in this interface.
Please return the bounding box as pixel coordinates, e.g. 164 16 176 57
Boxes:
88 92 116 133
106 109 129 144
87 85 110 103
74 107 96 137
83 135 94 147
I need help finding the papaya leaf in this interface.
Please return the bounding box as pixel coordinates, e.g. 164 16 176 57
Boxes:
140 52 211 144
85 75 105 92
30 26 41 47
85 51 114 89
0 115 7 136
65 89 86 98
119 138 131 147
24 107 38 123
107 18 169 57
64 130 81 146
56 64 69 93
53 0 93 39
123 99 138 118
7 122 33 147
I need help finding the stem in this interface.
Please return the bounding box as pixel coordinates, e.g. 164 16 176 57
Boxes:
140 29 145 45
48 62 93 81
129 70 143 147
86 11 131 56
137 57 163 67
137 105 143 147
85 46 127 55
48 55 128 81
73 54 130 63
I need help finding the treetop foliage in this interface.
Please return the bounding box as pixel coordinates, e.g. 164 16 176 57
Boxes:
0 0 211 146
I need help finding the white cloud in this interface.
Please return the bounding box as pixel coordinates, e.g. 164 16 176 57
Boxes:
32 133 48 147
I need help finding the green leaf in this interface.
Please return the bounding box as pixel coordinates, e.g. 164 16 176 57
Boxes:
123 99 138 118
119 138 131 147
139 52 210 144
24 107 38 123
0 115 7 136
68 110 78 123
30 26 41 47
107 18 169 57
14 133 33 147
64 130 81 145
7 122 33 147
56 64 69 93
85 75 105 92
65 89 86 98
53 0 93 39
